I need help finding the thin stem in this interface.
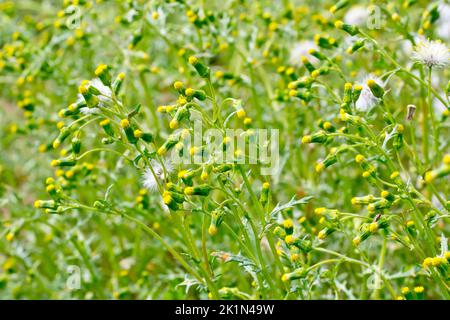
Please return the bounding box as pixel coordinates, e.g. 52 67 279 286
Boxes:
121 213 204 284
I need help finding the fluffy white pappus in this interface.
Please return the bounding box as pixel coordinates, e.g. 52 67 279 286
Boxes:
344 6 369 27
289 40 318 66
355 75 384 112
80 107 100 115
142 160 173 192
91 78 113 107
412 39 449 69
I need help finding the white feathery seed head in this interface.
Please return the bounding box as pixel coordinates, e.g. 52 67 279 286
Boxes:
344 6 369 27
412 39 449 69
80 107 100 115
142 160 173 192
289 40 318 66
91 78 113 106
355 75 384 112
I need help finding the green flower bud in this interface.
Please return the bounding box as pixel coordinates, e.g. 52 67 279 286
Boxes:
351 195 376 205
123 125 137 144
273 226 287 238
184 184 212 196
259 182 270 206
34 199 57 209
301 56 316 73
301 130 329 144
393 133 404 150
318 227 335 240
68 99 87 113
94 64 111 87
157 135 179 156
112 72 125 94
185 88 206 101
129 28 143 49
188 56 210 78
169 106 189 129
367 79 384 98
58 108 80 118
281 267 308 282
367 199 392 212
178 169 197 186
285 235 312 253
347 39 365 54
353 85 363 102
100 118 115 137
52 126 72 149
329 0 349 13
141 132 154 143
340 113 363 126
71 136 81 155
162 191 183 211
334 20 359 36
308 48 326 61
51 158 76 167
288 76 313 90
343 82 353 104
209 208 226 236
289 89 312 102
314 34 338 49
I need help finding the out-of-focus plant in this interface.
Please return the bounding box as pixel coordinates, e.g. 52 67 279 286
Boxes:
0 0 449 300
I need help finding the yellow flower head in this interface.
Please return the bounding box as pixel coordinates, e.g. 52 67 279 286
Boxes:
355 154 365 163
424 171 436 183
95 64 108 76
236 109 246 119
188 56 198 65
301 135 312 144
120 119 130 128
162 191 172 205
185 88 195 96
6 232 14 242
283 219 293 229
208 225 218 236
133 129 143 138
443 154 450 165
184 187 194 195
285 235 294 245
352 236 361 246
173 81 183 90
368 222 378 233
414 286 424 293
318 230 327 240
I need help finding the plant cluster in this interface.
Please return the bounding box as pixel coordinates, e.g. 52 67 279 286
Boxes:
0 0 449 299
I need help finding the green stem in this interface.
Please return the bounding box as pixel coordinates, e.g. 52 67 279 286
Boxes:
427 67 440 162
121 213 204 284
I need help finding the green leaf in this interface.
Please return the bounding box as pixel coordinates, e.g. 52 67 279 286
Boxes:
127 103 141 119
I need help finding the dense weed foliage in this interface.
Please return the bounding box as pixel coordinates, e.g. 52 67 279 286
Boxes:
0 0 449 299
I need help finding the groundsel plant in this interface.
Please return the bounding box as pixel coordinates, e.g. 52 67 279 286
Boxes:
0 0 449 300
